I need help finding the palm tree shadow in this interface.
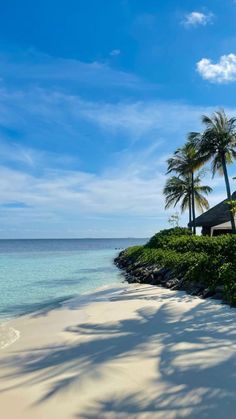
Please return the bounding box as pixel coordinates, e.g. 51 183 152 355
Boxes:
0 292 236 418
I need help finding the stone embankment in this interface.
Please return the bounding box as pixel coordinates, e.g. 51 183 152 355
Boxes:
114 250 225 301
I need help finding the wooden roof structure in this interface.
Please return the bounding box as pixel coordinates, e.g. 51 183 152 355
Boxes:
189 191 236 228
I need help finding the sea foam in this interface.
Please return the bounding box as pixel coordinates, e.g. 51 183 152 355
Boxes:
0 323 20 350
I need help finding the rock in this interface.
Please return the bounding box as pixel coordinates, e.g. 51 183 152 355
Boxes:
163 270 174 281
215 285 224 293
114 254 227 305
167 277 181 289
212 292 224 300
201 288 215 299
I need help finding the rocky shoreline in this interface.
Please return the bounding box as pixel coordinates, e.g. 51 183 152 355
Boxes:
114 250 226 302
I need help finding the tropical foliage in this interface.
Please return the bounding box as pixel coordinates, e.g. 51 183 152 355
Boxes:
163 173 212 230
227 200 236 216
165 109 236 234
121 228 236 305
190 110 236 233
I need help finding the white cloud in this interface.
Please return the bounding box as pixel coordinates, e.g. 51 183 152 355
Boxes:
68 97 217 141
109 49 121 57
182 11 214 28
0 161 166 224
0 139 78 170
197 53 236 83
0 154 230 238
0 129 232 238
0 85 217 147
0 44 235 237
0 49 151 92
1 83 236 166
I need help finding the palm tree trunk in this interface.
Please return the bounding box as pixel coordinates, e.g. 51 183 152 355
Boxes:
191 172 196 235
221 153 236 234
188 193 192 232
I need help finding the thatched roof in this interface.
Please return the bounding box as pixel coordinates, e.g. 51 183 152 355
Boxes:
189 191 236 228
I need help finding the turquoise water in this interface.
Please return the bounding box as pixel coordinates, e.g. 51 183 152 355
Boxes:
0 239 146 320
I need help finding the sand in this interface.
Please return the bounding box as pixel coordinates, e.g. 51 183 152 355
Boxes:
0 283 236 419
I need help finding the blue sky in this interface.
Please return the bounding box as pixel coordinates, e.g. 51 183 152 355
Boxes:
1 0 236 238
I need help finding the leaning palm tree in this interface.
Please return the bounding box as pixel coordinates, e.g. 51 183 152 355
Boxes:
167 142 207 234
190 109 236 233
163 173 212 231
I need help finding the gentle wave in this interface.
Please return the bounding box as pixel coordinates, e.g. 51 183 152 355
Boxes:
0 238 146 321
0 324 20 350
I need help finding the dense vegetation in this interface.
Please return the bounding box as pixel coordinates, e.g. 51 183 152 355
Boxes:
117 110 236 305
164 110 236 234
117 228 236 305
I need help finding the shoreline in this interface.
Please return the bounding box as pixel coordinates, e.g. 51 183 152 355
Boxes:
0 283 126 350
0 282 236 418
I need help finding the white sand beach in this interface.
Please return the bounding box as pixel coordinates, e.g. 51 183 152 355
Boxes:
0 284 236 419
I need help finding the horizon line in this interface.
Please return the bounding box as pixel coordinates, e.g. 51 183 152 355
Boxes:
0 237 149 240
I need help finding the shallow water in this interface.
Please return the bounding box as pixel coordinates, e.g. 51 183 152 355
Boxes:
0 238 145 321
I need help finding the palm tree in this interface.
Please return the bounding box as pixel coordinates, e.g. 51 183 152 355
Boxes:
163 174 212 231
190 109 236 233
164 175 192 228
167 142 207 234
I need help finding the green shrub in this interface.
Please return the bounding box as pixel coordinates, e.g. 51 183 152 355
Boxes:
146 227 191 249
160 235 236 262
146 229 236 264
123 246 217 286
219 263 236 305
120 228 236 305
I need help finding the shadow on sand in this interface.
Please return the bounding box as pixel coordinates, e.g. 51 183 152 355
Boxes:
0 286 236 418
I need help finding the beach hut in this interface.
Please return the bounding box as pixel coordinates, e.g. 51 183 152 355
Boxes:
188 191 236 236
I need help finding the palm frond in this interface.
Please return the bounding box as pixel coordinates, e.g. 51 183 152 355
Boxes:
195 109 236 177
163 171 211 216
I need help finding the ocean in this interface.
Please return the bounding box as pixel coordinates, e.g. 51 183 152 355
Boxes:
0 238 146 321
